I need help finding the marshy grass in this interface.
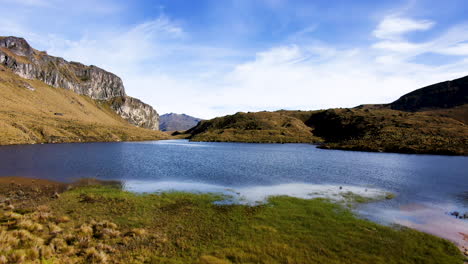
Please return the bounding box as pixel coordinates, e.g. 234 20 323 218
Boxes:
45 185 464 263
0 182 464 263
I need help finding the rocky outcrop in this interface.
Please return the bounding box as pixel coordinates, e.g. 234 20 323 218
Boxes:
109 96 159 130
0 36 159 130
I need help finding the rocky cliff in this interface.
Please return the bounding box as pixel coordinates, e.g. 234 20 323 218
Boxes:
0 36 159 130
109 96 159 130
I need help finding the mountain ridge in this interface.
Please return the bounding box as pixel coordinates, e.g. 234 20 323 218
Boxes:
0 36 159 130
389 75 468 112
0 65 167 145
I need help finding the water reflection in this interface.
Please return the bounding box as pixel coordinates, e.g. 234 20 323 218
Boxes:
124 180 387 203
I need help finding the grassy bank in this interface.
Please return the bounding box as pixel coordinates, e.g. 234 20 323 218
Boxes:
0 180 464 263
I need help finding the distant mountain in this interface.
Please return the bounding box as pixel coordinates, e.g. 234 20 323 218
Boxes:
159 113 202 131
390 75 468 111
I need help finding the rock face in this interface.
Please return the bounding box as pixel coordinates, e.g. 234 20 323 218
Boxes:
159 113 202 131
109 97 159 130
0 36 159 130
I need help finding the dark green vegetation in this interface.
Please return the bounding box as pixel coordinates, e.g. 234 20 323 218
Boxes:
0 180 464 264
159 113 202 131
188 76 468 155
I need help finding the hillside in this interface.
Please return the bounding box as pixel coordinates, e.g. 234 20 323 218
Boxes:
188 111 322 143
0 66 168 145
188 76 468 155
159 113 202 131
306 108 467 155
390 75 468 111
0 36 159 130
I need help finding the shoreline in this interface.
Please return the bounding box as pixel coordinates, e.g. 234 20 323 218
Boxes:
189 139 468 156
1 138 466 157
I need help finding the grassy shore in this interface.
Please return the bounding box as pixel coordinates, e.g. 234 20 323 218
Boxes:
0 178 464 264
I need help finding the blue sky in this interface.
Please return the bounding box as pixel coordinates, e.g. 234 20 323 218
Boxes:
1 0 468 118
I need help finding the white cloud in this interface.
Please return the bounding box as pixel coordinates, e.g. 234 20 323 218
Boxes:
372 16 468 59
373 16 434 40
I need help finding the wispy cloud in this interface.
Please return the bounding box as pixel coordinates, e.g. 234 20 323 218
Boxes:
373 16 435 40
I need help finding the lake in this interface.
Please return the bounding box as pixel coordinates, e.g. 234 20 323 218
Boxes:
0 139 467 247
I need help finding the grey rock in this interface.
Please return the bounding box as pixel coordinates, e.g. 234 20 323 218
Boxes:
110 96 160 130
0 36 159 130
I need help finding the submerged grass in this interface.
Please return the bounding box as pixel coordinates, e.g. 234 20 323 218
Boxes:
29 185 462 264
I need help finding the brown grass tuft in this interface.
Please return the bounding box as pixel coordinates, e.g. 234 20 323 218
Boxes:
84 247 108 264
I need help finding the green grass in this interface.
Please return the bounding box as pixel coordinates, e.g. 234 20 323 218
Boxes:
41 185 464 264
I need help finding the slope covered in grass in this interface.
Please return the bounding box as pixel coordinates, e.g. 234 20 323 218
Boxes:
389 75 468 111
188 108 467 155
188 111 322 143
0 183 463 263
308 108 468 155
0 66 168 145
